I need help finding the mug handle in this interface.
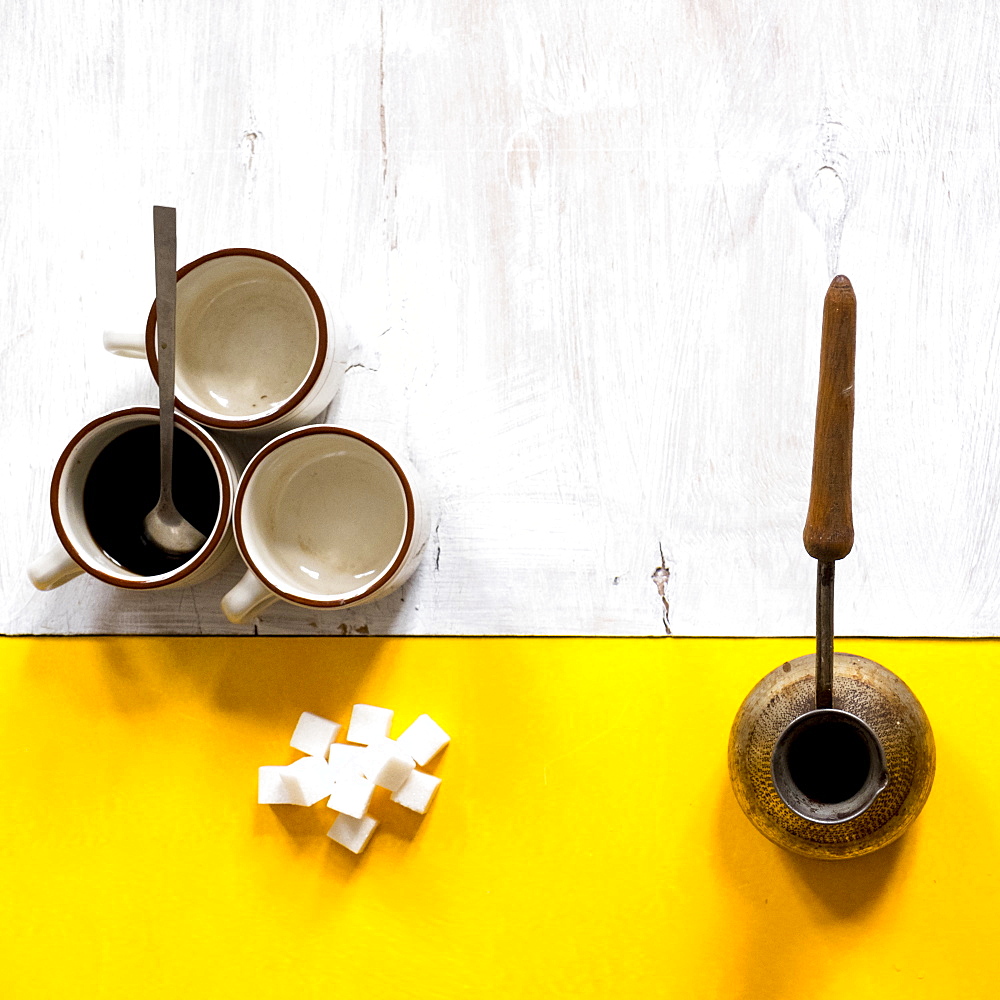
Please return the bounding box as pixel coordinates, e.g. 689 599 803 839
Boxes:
103 329 146 360
28 543 85 591
222 570 278 624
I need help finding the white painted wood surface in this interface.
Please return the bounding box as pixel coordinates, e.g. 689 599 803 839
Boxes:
5 0 1000 636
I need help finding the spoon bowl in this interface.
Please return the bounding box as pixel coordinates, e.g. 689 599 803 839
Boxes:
144 490 207 556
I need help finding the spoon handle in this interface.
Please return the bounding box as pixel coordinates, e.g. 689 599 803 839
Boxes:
803 275 856 562
153 205 177 506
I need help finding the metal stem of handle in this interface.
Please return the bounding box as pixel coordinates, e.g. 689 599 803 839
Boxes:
816 560 835 708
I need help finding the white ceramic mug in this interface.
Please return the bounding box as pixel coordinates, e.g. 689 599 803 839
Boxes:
103 248 340 433
221 426 430 623
28 407 239 592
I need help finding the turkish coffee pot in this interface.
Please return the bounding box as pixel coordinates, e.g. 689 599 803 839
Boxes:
728 276 935 860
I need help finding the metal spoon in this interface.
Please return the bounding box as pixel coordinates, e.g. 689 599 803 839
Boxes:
143 205 207 557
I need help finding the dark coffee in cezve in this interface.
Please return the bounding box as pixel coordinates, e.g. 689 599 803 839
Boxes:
83 426 220 576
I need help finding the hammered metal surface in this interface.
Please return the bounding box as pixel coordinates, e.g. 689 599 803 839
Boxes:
728 653 935 859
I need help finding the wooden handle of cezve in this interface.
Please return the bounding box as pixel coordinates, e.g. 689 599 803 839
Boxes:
803 275 856 562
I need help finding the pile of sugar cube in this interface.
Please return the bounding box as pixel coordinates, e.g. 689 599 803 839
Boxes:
258 704 449 854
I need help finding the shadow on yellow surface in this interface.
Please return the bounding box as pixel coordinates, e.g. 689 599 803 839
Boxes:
47 635 387 720
713 780 910 999
0 636 996 998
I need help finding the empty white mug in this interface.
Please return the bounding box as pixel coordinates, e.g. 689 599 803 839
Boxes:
104 248 341 433
28 407 239 592
221 426 430 623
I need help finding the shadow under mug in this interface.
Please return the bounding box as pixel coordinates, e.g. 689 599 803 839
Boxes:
221 426 430 624
103 248 341 434
28 407 239 592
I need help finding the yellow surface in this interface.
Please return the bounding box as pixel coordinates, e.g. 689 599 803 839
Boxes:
0 636 996 998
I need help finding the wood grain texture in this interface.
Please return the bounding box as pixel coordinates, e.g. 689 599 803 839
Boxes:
4 1 1000 635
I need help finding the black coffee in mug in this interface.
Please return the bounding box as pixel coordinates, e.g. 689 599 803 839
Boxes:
83 426 220 576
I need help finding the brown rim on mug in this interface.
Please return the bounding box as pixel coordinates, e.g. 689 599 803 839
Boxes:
144 248 328 430
50 406 233 589
232 426 416 608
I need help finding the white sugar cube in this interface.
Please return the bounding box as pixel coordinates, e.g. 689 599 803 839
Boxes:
281 755 335 806
358 737 415 792
290 712 341 757
390 769 442 814
346 704 394 745
395 714 450 766
327 813 378 854
327 742 363 776
327 772 376 819
258 765 306 805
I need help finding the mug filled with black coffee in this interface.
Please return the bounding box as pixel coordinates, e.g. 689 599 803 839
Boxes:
28 407 238 592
